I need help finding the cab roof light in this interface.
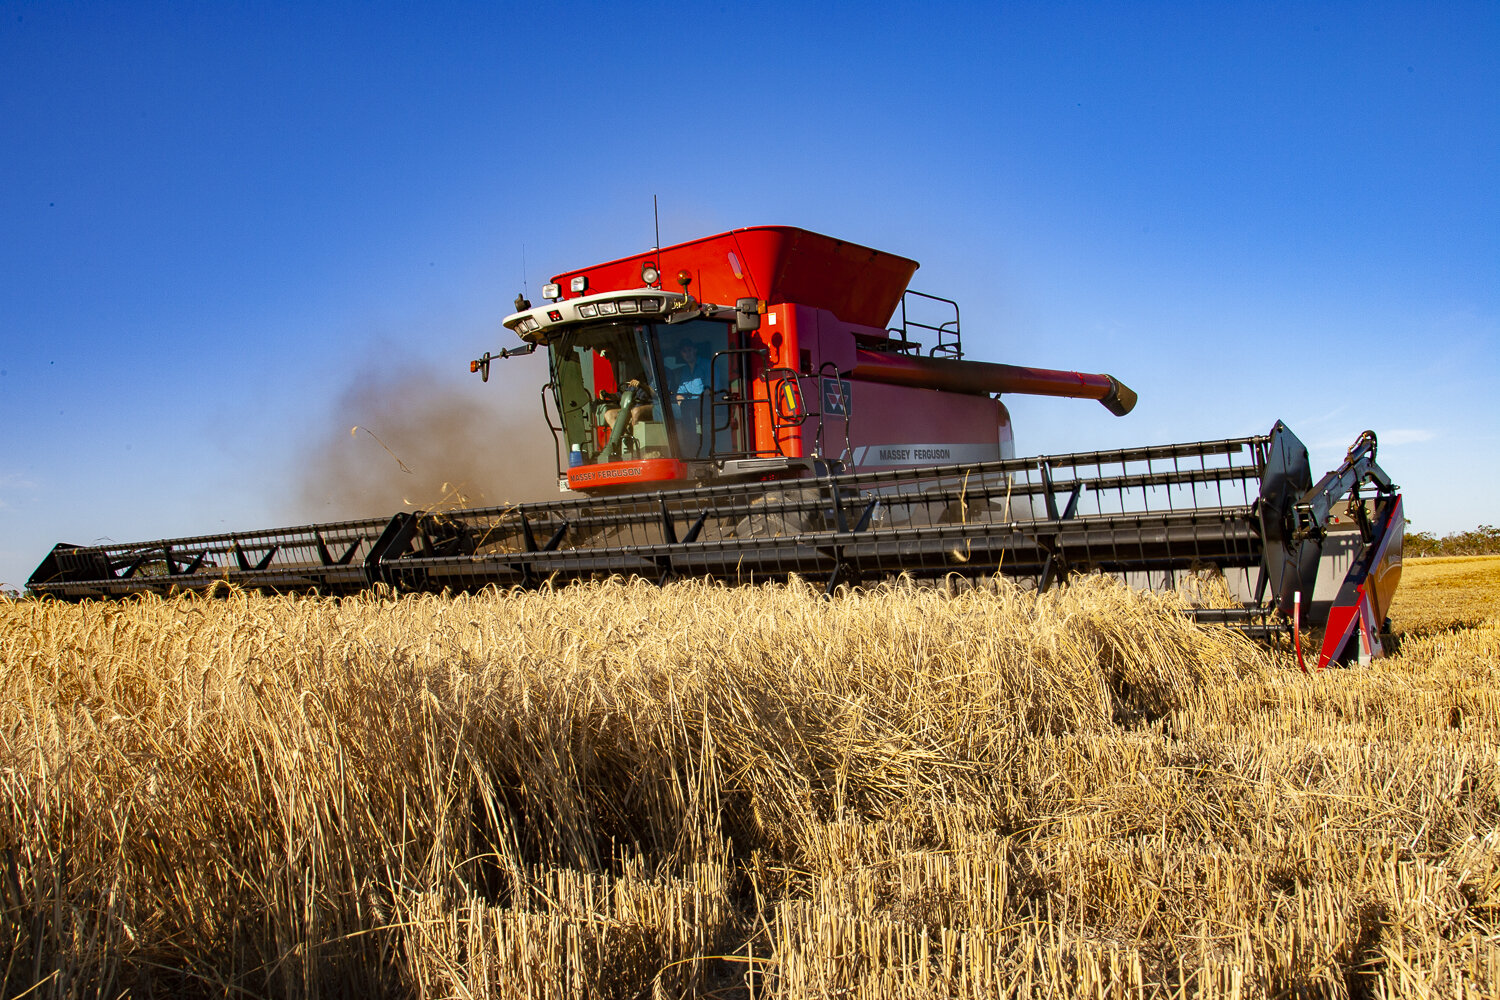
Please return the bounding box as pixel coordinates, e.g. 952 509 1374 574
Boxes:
570 276 588 294
542 282 561 300
596 300 618 316
641 262 660 286
617 299 639 314
577 303 598 318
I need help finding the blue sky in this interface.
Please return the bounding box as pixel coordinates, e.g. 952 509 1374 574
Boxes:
2 1 1496 590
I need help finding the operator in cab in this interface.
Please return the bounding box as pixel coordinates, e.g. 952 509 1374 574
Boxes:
597 342 654 436
670 339 711 458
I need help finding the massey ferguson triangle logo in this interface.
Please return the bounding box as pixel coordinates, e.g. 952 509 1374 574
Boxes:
821 378 850 416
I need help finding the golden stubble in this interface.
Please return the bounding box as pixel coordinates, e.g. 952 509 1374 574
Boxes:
1 575 1496 998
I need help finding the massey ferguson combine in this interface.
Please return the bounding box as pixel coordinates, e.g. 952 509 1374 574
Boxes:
30 226 1403 667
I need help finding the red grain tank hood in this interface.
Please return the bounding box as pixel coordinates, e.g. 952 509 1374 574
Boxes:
551 226 919 328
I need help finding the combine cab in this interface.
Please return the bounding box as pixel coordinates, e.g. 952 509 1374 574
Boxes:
29 227 1404 667
474 227 1132 493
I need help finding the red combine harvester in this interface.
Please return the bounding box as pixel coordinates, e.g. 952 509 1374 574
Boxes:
30 226 1403 667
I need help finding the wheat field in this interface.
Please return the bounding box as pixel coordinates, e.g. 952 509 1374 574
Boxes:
1 561 1496 998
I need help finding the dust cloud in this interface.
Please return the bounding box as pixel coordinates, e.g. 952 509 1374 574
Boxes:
294 357 560 520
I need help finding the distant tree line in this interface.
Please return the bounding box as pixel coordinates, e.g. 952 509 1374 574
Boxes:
1405 524 1500 558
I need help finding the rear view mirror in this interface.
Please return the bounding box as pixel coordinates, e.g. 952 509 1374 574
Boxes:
736 298 762 333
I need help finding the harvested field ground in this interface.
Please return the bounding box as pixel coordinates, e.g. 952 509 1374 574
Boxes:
1389 555 1500 637
1 563 1496 998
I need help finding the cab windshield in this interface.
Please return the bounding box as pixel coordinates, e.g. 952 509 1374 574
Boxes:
548 319 735 465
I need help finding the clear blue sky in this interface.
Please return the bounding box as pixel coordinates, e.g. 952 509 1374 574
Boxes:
2 1 1496 590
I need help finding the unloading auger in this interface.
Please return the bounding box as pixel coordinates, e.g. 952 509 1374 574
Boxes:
29 227 1403 667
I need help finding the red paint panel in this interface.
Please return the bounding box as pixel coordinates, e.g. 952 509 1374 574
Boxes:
840 381 1006 465
1317 493 1404 668
749 306 803 458
566 458 689 493
1318 595 1363 670
552 227 919 328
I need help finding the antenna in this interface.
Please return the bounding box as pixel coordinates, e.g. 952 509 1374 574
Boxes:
521 244 529 298
653 195 660 252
